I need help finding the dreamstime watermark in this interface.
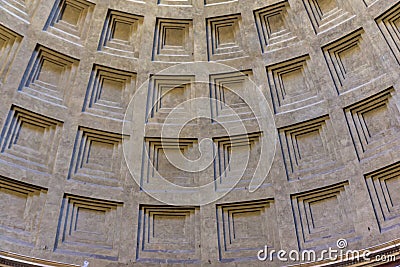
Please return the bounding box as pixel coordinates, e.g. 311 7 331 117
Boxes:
257 239 397 264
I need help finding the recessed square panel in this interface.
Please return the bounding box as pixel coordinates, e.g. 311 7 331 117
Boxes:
291 182 357 250
362 104 391 138
68 127 124 187
213 132 263 190
296 129 325 160
0 0 40 22
164 27 184 47
153 18 193 62
99 10 143 58
18 45 79 106
308 195 340 228
254 1 298 52
75 208 106 233
61 4 82 25
55 194 123 260
0 106 63 174
37 59 65 87
112 21 132 42
137 206 200 263
83 65 136 120
344 88 400 160
279 116 341 180
365 162 400 231
322 29 383 94
217 25 235 46
267 55 321 114
146 75 194 124
376 3 400 64
0 177 47 246
210 71 255 122
217 199 276 261
100 78 125 103
303 0 354 33
141 138 198 188
0 25 22 83
17 122 45 151
44 0 95 44
153 214 186 241
207 14 244 60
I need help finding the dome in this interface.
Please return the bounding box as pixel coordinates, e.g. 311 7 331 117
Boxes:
0 0 399 266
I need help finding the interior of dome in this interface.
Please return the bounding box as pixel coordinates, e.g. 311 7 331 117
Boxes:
0 0 400 266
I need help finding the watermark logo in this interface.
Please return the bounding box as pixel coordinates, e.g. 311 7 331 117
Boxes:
336 238 347 250
257 238 397 264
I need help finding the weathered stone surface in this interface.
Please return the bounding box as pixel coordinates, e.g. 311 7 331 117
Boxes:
0 0 399 266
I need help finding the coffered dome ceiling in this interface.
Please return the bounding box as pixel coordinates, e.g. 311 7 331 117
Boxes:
0 0 399 266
